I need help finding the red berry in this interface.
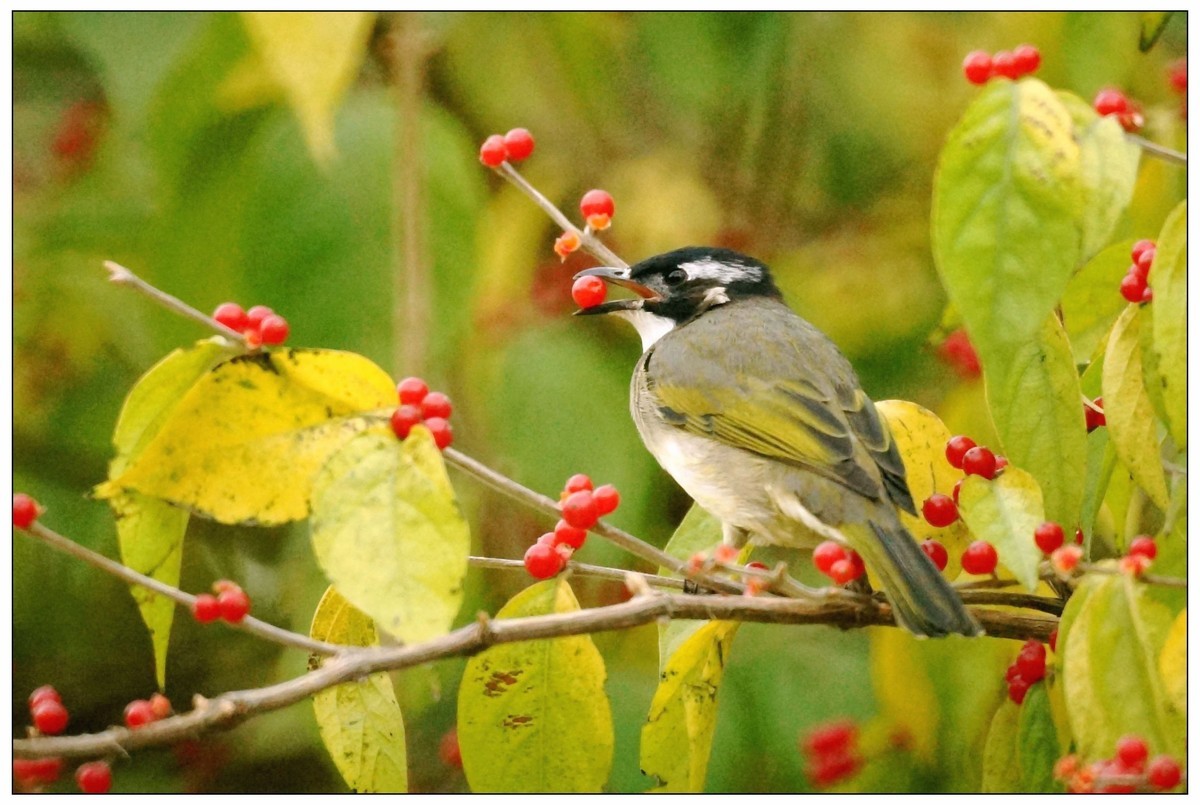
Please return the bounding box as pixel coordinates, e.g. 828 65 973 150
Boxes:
124 699 156 729
579 189 615 221
1051 544 1083 575
951 479 963 504
1012 44 1041 76
714 544 738 564
962 50 993 84
806 751 861 788
1120 553 1152 576
745 561 769 572
992 50 1019 79
1093 88 1130 116
424 417 454 450
31 700 69 735
937 329 981 379
523 541 565 579
390 405 423 439
802 720 857 757
396 377 429 405
149 693 171 719
1167 59 1187 93
75 760 112 794
961 540 998 575
961 446 998 479
257 314 289 346
1146 755 1182 789
1135 248 1156 279
438 727 463 769
1116 109 1144 134
561 490 599 529
212 302 248 331
243 328 263 349
1120 269 1148 303
564 473 593 494
945 435 976 469
193 593 220 623
420 391 452 420
554 230 582 260
1085 397 1106 432
217 586 251 623
28 685 61 709
571 275 607 308
1049 628 1058 653
1141 285 1154 303
13 756 64 788
479 134 507 167
13 493 39 529
827 558 862 585
1016 639 1046 682
502 128 534 162
994 455 1009 472
1114 735 1149 771
921 494 959 527
553 519 588 550
592 484 620 515
1007 675 1031 704
1131 238 1156 265
246 305 274 328
1128 535 1157 560
1075 527 1084 545
813 541 848 575
1034 521 1065 554
920 539 949 571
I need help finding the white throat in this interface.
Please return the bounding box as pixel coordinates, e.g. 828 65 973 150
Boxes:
615 308 677 352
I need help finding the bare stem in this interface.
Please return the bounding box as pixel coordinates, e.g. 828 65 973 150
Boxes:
21 522 345 656
469 555 688 591
102 261 246 344
1077 561 1187 588
495 163 628 268
1126 134 1187 166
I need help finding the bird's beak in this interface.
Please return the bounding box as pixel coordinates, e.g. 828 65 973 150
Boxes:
571 266 660 316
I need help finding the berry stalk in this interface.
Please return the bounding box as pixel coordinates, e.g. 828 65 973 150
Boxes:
103 261 248 344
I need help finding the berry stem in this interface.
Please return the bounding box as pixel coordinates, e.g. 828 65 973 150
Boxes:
1124 133 1186 167
18 520 345 656
468 554 688 591
102 261 247 344
494 163 628 268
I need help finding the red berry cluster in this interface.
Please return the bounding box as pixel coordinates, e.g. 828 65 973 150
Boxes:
1055 736 1183 793
801 720 862 789
812 540 865 585
943 435 1010 575
212 302 290 349
16 689 115 794
13 755 65 791
1004 638 1047 704
1119 239 1156 304
390 377 454 450
523 474 621 579
479 128 536 168
27 684 69 736
962 45 1041 84
1093 88 1144 133
1084 396 1106 432
1119 535 1157 577
192 579 252 624
124 692 172 729
936 328 981 379
13 492 41 529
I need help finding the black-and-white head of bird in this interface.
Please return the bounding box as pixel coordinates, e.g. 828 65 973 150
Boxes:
574 247 784 351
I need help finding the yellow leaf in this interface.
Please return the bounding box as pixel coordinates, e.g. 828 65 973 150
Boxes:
1158 609 1186 717
240 12 375 163
458 579 613 793
869 628 939 765
310 428 469 644
310 586 408 793
981 699 1022 792
641 620 739 792
98 348 396 526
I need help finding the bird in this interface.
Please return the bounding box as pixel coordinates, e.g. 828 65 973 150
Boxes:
573 246 981 638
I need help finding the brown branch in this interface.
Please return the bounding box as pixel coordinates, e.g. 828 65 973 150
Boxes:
13 591 1055 759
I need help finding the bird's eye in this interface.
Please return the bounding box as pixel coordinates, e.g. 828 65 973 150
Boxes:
665 269 688 286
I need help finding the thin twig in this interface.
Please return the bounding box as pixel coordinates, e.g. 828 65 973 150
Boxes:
102 261 246 344
1078 562 1187 589
495 163 628 268
21 522 346 657
12 591 1055 759
469 555 688 591
1125 133 1187 166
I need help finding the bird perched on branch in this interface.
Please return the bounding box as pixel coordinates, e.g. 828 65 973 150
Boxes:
574 246 980 638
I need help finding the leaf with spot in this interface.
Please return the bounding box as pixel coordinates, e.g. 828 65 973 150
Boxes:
310 586 408 793
107 338 234 687
457 579 613 793
1144 201 1186 449
310 427 468 644
641 619 739 792
1102 306 1169 511
957 468 1045 591
97 348 397 525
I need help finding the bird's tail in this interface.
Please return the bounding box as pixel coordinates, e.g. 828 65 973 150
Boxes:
846 520 982 638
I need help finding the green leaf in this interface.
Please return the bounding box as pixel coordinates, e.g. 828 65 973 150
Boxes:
641 620 740 792
657 504 722 666
1101 306 1169 511
1017 684 1059 792
1145 201 1186 449
310 428 469 644
98 348 397 525
108 338 233 687
1078 345 1115 542
957 468 1045 591
458 579 613 793
1139 12 1173 51
981 700 1022 793
310 586 408 793
1061 571 1184 759
1062 241 1135 363
933 78 1082 357
986 316 1087 527
1077 118 1141 261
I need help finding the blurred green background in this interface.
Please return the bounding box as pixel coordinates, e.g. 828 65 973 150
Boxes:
12 11 1186 792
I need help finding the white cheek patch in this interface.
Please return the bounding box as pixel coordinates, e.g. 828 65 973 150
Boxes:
679 258 762 286
616 308 677 351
